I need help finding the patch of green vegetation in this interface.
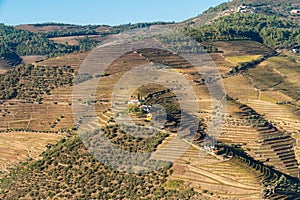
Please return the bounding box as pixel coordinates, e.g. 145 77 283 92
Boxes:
0 24 78 58
0 136 200 199
226 55 262 64
164 179 185 190
77 36 98 52
101 125 169 153
0 52 22 67
0 64 74 101
260 94 278 103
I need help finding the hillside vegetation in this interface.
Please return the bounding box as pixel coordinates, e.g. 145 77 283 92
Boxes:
37 22 174 38
0 64 74 101
228 0 300 18
0 24 77 59
0 136 200 199
184 13 300 49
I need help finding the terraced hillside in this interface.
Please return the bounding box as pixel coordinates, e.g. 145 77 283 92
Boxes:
160 142 263 199
1 39 299 199
90 47 298 198
0 52 88 174
134 47 300 198
0 64 75 131
214 143 300 199
244 56 300 100
224 99 299 177
1 0 300 198
36 52 89 71
0 131 64 174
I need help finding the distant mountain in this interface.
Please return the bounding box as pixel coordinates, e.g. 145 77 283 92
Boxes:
0 21 175 69
15 22 175 38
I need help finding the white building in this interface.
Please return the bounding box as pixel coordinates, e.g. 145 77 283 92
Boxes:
127 99 141 105
237 5 255 13
292 48 300 53
291 9 300 14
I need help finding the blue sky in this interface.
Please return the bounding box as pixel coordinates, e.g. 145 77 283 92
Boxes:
0 0 228 25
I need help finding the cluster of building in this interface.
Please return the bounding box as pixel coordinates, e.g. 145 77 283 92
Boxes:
236 5 256 13
127 99 153 121
220 5 256 16
221 5 300 16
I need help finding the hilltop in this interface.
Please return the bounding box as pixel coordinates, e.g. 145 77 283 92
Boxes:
184 0 300 26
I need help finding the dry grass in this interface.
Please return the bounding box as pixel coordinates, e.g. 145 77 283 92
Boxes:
210 40 273 56
0 68 8 74
166 145 263 199
37 52 88 71
245 55 300 100
223 74 258 101
210 53 236 75
21 56 45 64
0 132 64 172
260 91 293 103
0 86 74 131
49 35 104 46
263 56 300 85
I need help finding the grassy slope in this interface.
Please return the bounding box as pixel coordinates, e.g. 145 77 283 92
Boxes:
0 132 64 173
245 55 300 100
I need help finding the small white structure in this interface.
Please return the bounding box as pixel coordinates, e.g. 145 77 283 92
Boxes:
292 48 300 53
291 9 300 14
237 5 255 13
127 99 141 105
240 9 250 13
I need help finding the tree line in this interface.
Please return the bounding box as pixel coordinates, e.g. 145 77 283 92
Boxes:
0 24 78 57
